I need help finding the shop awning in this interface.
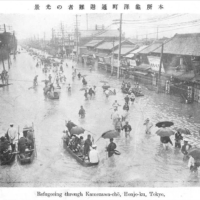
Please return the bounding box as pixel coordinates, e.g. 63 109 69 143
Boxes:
174 72 195 81
133 64 151 71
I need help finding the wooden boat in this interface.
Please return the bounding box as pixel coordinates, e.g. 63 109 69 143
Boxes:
0 83 12 88
0 151 16 166
47 91 60 100
121 87 144 97
63 138 98 167
17 125 36 165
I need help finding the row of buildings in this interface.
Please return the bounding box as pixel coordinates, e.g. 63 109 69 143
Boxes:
25 24 200 104
0 25 17 71
79 32 200 104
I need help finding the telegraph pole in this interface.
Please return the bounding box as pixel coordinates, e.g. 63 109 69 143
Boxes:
117 13 122 79
86 14 88 30
158 43 164 93
157 26 159 40
111 40 115 74
76 15 79 63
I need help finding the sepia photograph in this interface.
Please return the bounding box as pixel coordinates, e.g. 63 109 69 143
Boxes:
1 2 200 196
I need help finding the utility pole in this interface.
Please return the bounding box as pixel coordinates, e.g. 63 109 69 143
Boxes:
76 15 79 63
111 40 115 74
157 26 159 40
117 13 122 79
158 43 164 93
86 14 88 30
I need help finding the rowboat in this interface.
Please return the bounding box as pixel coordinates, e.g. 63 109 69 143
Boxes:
0 151 16 166
17 125 36 165
63 138 98 167
0 83 12 88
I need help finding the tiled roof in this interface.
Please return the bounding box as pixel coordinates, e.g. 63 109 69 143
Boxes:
84 40 103 47
139 42 163 54
152 33 200 56
113 45 138 56
96 30 119 38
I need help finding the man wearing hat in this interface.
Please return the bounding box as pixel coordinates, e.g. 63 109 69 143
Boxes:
7 123 17 152
89 144 99 164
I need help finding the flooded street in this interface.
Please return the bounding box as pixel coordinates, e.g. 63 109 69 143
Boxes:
1 49 200 187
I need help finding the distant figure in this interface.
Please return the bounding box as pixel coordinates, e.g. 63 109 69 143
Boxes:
122 121 132 138
107 138 117 157
123 102 129 112
48 74 52 82
84 90 88 100
174 131 183 148
181 140 192 159
112 100 120 110
79 106 86 118
33 75 38 86
111 108 120 129
143 118 153 134
124 94 130 105
67 84 71 92
130 92 135 104
78 72 81 79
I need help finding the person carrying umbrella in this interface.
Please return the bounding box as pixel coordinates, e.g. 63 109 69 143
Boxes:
160 136 173 150
106 138 117 157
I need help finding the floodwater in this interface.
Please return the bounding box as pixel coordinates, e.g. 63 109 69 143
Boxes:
1 48 200 187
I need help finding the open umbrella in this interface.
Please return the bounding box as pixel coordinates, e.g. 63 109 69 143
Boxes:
176 128 191 135
188 148 200 160
101 130 119 139
70 126 85 135
156 121 174 128
156 128 174 137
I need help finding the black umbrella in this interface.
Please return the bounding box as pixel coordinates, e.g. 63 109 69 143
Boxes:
156 121 174 128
